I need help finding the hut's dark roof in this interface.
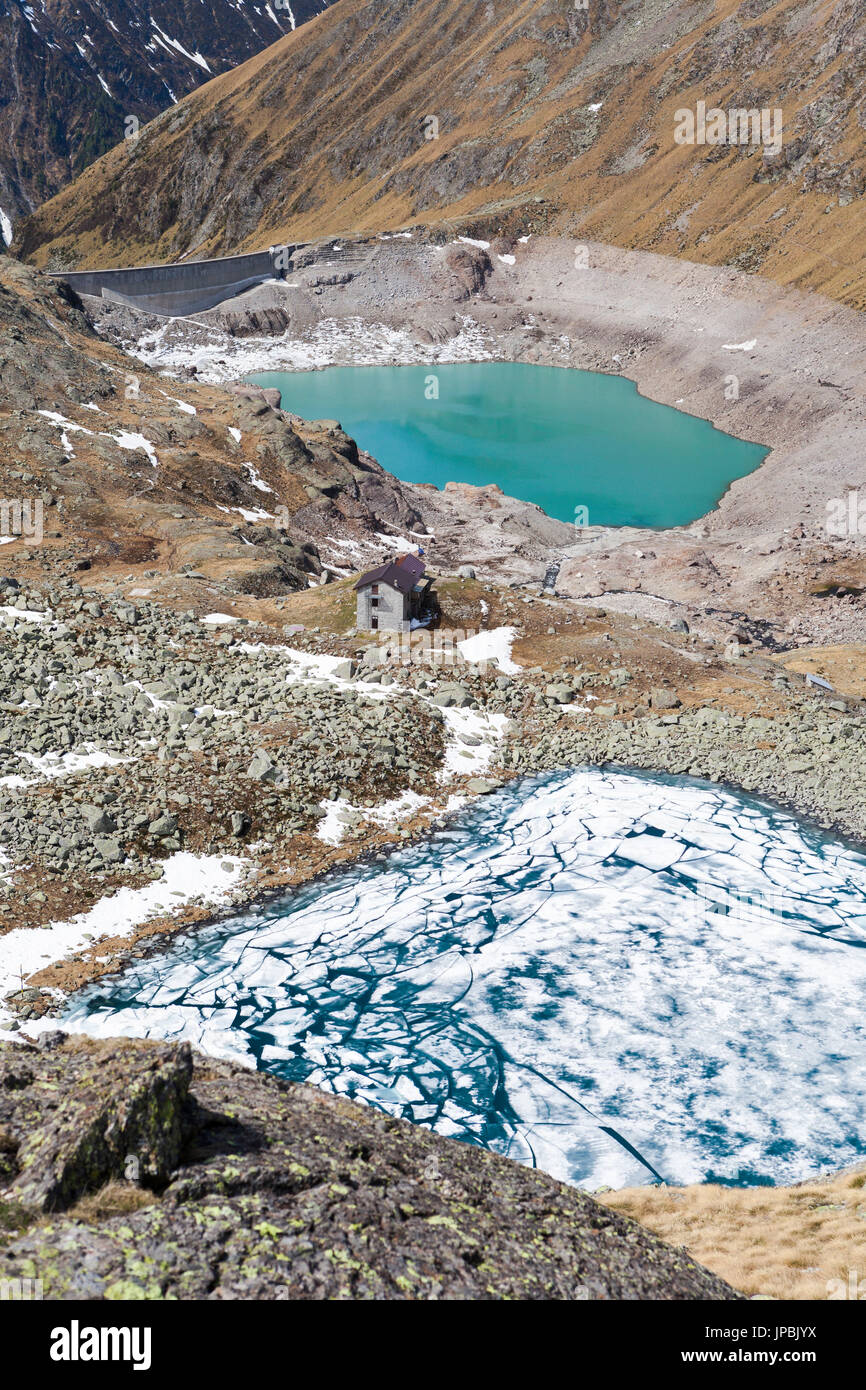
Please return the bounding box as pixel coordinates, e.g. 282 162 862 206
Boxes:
355 554 426 594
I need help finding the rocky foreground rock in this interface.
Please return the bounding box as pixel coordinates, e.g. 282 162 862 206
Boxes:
0 1035 741 1300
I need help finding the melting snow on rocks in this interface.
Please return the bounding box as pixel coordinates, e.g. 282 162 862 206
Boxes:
457 625 520 674
133 315 495 382
2 854 247 1032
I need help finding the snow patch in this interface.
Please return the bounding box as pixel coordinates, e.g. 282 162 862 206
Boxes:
150 19 211 71
133 315 495 380
317 789 430 846
439 708 509 778
3 853 247 1032
458 626 520 674
159 390 196 414
112 431 158 467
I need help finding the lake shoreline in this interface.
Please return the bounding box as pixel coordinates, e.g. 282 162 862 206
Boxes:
86 233 866 648
244 361 769 530
45 764 866 1193
15 678 866 1032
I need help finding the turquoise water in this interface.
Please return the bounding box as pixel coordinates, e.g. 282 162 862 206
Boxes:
246 363 768 527
62 769 866 1189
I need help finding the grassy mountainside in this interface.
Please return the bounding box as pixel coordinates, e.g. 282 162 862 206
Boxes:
0 0 334 236
17 0 866 308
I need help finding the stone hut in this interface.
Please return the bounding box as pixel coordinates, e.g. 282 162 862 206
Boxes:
354 554 433 632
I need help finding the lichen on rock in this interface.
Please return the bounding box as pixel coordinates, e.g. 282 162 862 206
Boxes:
0 1035 742 1300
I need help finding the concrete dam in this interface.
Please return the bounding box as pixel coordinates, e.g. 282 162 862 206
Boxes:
52 247 299 317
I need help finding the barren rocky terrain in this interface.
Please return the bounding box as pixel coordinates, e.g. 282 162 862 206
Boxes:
1 246 864 1052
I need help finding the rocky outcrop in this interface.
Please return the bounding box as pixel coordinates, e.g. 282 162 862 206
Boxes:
0 1036 742 1299
0 256 430 594
0 1037 191 1211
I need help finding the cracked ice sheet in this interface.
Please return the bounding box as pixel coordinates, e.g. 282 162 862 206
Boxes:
49 769 866 1190
6 854 247 1033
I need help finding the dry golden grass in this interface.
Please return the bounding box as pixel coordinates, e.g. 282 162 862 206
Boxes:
772 644 866 700
271 575 359 633
67 1181 159 1223
600 1169 866 1300
19 0 866 309
0 1179 161 1246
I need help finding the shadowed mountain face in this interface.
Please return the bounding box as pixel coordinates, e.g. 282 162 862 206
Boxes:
0 0 335 236
16 0 866 308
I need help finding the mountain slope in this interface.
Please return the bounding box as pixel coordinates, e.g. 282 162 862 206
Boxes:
17 0 866 308
0 1037 742 1301
0 0 335 239
0 252 423 594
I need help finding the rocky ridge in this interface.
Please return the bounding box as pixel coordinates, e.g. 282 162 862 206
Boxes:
0 0 335 236
0 253 429 594
0 1033 742 1299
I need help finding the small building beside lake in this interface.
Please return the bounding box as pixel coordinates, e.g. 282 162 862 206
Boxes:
355 554 434 632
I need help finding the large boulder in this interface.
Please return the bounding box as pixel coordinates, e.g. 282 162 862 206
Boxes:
0 1037 192 1212
0 1037 743 1301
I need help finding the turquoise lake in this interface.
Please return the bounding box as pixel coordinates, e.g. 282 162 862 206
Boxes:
246 362 768 527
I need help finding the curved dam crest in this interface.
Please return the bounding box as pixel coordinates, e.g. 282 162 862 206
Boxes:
54 248 296 317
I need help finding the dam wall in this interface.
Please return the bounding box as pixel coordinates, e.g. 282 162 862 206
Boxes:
51 248 296 317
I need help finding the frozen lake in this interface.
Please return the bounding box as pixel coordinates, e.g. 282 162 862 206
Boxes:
61 768 866 1189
